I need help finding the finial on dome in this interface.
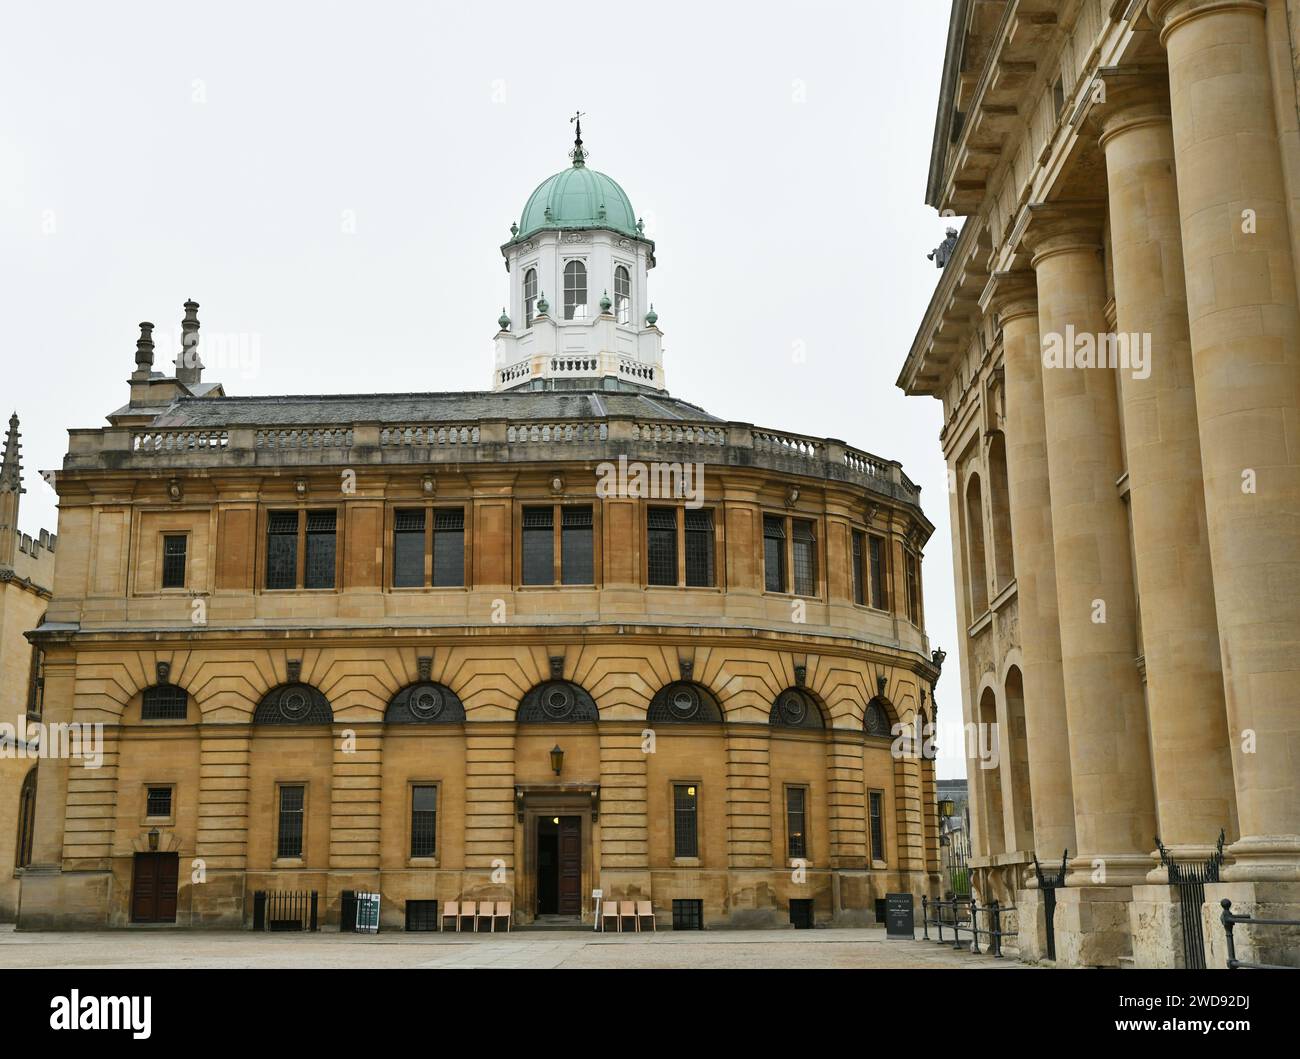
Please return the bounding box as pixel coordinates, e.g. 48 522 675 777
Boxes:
569 110 587 167
510 221 518 237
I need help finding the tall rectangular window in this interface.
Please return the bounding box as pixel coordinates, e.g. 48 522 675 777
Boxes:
684 509 715 587
265 512 299 590
521 506 554 585
905 551 920 624
304 511 336 589
786 786 807 860
432 508 465 587
763 515 786 593
393 509 426 588
647 507 678 586
410 785 437 858
277 785 305 859
792 519 817 596
870 535 887 610
869 790 885 863
851 530 866 606
673 783 699 858
161 534 187 589
561 506 594 585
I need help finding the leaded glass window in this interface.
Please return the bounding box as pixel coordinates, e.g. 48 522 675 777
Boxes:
787 787 807 860
870 534 887 609
142 685 188 721
561 506 594 585
522 506 554 585
305 511 336 589
792 519 816 596
277 785 305 859
763 515 786 593
146 786 172 818
162 534 187 589
411 785 437 857
647 507 677 586
265 511 299 590
684 509 714 587
673 783 698 858
393 509 425 588
433 508 465 587
869 790 885 863
852 530 866 606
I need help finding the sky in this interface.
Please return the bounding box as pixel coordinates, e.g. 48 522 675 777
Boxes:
0 0 965 776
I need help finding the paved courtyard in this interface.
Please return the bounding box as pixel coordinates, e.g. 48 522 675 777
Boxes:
0 924 1032 969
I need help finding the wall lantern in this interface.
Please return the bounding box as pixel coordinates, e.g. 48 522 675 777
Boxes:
939 798 955 820
550 745 564 776
147 827 160 851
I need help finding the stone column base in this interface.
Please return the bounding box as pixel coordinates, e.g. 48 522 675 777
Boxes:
1203 880 1300 969
1015 886 1051 963
1054 886 1134 967
1128 883 1195 967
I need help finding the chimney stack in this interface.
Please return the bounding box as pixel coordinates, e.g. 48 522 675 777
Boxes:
132 322 155 379
176 299 203 386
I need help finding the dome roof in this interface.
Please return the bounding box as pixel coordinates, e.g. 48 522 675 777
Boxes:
517 160 639 240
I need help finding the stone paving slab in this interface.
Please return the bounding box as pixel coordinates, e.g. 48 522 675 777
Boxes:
0 925 1033 969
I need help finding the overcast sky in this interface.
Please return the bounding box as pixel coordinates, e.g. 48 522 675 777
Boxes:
1 1 964 776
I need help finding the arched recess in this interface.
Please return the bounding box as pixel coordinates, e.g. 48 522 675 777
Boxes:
385 682 466 724
769 688 825 730
863 696 895 739
517 680 599 723
646 682 723 724
987 432 1015 591
976 684 1005 856
140 684 189 721
964 472 989 616
15 766 36 868
1003 665 1034 849
253 683 334 725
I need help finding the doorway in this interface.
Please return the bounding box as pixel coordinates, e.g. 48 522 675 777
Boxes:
131 852 179 923
536 815 581 916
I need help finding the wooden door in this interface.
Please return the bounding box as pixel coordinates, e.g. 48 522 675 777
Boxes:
557 816 581 915
131 852 179 923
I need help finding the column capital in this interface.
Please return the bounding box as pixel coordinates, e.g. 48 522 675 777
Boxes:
1086 66 1172 148
1147 0 1265 44
979 270 1038 323
1021 203 1107 267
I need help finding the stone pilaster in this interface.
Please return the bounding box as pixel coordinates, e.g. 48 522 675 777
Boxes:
463 726 516 873
193 728 252 925
725 730 771 868
329 723 382 870
825 733 866 867
598 725 649 897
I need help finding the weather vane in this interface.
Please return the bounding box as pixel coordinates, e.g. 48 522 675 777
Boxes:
569 110 587 166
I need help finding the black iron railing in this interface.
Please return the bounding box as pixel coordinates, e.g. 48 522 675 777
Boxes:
1220 899 1300 970
1157 830 1224 970
922 894 1018 958
1033 850 1068 962
252 889 318 932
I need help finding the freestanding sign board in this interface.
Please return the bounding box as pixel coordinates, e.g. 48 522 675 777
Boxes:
355 892 381 934
885 892 914 939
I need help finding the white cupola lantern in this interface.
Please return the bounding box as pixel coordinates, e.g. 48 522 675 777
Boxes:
492 114 664 392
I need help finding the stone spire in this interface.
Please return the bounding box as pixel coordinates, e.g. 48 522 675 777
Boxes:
132 321 156 379
176 299 203 386
0 412 22 567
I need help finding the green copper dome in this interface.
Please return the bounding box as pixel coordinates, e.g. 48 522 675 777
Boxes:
517 163 638 239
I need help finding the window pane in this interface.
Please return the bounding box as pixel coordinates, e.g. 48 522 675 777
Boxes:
615 265 631 325
852 531 865 606
393 509 426 588
564 260 587 320
561 506 594 585
142 685 188 720
792 520 816 597
305 510 336 589
278 785 305 859
673 784 698 858
906 553 919 623
647 507 677 586
411 785 437 858
684 509 714 587
146 787 172 818
787 787 807 860
524 268 538 328
266 512 298 589
869 791 885 863
763 515 786 593
433 508 465 587
521 507 554 585
162 535 187 589
870 535 887 610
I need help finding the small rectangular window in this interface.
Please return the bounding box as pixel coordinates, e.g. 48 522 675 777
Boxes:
161 534 187 589
433 508 465 588
647 507 678 586
671 899 703 931
410 785 437 858
393 509 426 588
792 519 817 597
265 512 299 590
786 786 807 860
684 509 714 587
304 511 336 589
763 515 786 593
673 783 699 858
277 785 305 859
146 786 173 819
521 507 554 585
869 790 885 864
561 506 594 585
851 531 866 606
870 535 887 610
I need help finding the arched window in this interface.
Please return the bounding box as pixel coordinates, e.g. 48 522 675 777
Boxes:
517 680 598 723
385 682 466 724
647 682 723 724
769 688 825 730
614 265 631 324
864 699 892 738
524 268 538 328
253 683 333 725
16 767 36 869
141 684 189 721
964 472 989 615
987 433 1015 590
563 260 587 320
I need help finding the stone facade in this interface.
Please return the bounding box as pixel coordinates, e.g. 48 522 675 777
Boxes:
899 0 1300 967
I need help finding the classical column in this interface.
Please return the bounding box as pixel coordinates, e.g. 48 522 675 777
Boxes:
1026 212 1157 892
1150 0 1300 881
983 273 1077 868
1096 76 1237 861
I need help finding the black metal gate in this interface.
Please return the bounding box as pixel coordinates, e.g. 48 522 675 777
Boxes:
1156 830 1224 970
1032 850 1067 962
940 807 972 899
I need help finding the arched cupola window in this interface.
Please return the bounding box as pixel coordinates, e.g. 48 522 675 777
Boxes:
142 684 189 721
386 682 466 724
647 682 723 724
614 265 631 325
864 698 893 739
769 688 825 730
524 268 538 328
16 767 36 869
517 680 599 723
253 683 333 725
563 260 587 320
